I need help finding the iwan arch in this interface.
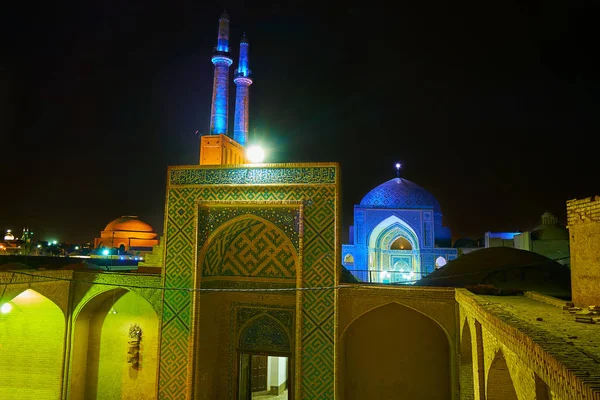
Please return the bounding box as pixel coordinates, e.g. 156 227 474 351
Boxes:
2 163 599 400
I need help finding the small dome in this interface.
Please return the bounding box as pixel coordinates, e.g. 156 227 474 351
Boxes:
360 178 441 212
104 216 154 232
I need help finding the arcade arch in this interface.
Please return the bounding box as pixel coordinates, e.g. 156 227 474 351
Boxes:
340 302 450 400
487 350 518 400
70 288 159 400
0 289 65 399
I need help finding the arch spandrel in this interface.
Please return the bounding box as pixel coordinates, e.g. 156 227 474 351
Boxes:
338 294 455 345
71 273 163 319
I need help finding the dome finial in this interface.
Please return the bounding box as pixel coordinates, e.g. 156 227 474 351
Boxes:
395 162 402 178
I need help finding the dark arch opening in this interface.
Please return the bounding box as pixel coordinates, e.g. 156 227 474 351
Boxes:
487 350 518 400
341 302 450 400
460 320 474 400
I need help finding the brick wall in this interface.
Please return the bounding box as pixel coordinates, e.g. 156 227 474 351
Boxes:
566 196 600 306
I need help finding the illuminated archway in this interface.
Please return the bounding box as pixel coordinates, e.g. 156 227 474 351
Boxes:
341 302 450 400
390 236 412 250
487 350 518 400
0 289 65 399
367 216 421 283
70 289 159 400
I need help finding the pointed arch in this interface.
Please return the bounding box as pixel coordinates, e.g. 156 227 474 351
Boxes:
487 350 518 400
199 214 299 278
368 215 420 251
460 318 474 399
69 288 159 400
0 289 65 399
366 216 421 282
340 302 450 400
238 313 292 354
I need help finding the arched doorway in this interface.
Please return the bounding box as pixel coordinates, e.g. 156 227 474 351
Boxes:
341 302 450 400
460 320 474 399
237 314 293 399
487 350 518 400
368 216 421 283
0 289 65 399
70 289 159 400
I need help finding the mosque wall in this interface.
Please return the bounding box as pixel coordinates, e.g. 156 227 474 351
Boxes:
566 196 600 306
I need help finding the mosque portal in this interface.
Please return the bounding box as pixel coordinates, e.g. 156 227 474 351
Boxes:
342 176 457 283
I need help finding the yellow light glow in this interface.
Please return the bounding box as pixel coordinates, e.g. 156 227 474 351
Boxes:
246 145 265 163
0 303 12 313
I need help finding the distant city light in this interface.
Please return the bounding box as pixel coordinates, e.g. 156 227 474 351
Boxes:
246 145 265 163
37 244 42 248
52 240 58 245
1 303 12 314
74 246 80 250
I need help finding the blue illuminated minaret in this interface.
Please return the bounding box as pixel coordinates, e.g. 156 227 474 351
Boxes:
209 11 233 135
233 33 253 146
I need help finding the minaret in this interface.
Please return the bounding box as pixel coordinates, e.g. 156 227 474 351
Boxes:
233 33 253 146
209 11 233 135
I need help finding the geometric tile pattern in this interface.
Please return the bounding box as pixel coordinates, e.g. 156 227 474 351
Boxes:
359 177 441 212
201 217 297 277
159 164 338 400
198 205 300 250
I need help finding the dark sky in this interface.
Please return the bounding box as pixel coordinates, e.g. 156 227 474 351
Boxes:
2 0 599 244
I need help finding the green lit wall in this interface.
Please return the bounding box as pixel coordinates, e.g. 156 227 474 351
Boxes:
84 291 159 400
0 289 65 400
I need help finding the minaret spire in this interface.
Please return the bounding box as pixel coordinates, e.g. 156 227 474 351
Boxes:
209 11 233 135
233 32 253 146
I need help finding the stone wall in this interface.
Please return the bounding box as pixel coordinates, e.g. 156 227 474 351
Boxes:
566 196 600 306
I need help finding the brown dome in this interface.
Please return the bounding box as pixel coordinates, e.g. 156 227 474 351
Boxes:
104 216 154 233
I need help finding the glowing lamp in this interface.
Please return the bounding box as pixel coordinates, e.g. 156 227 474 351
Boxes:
36 244 42 248
395 163 401 170
52 240 58 245
1 303 12 314
246 145 265 163
75 246 80 250
102 249 110 256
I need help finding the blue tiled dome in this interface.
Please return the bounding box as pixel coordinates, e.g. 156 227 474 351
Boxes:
359 178 441 211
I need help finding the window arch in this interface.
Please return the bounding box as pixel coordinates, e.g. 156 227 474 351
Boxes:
435 256 447 268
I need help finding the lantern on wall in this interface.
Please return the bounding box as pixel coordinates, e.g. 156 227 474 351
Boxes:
127 323 142 367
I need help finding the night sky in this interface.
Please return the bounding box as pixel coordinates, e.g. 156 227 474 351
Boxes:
2 0 599 244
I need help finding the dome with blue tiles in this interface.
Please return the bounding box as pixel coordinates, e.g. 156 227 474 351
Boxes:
359 178 441 211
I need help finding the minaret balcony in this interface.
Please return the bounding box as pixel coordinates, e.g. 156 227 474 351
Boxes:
212 47 232 58
234 70 252 79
